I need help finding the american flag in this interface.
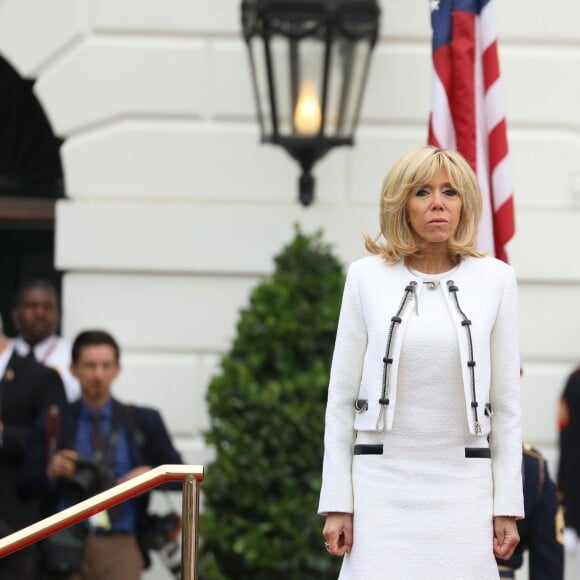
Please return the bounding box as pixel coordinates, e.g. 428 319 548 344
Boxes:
428 0 514 263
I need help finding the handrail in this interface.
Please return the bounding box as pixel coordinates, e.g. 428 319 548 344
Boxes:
0 464 204 580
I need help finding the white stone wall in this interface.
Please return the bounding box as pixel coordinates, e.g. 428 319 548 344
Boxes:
1 0 578 577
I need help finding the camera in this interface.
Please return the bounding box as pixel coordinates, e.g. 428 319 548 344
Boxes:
139 512 182 578
64 453 117 499
158 537 182 578
139 512 181 551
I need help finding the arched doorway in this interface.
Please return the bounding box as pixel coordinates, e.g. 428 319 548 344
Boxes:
0 54 64 336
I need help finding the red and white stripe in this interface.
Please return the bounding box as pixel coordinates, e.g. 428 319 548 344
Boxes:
428 1 514 263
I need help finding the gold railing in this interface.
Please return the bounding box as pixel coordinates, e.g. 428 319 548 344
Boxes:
0 464 204 580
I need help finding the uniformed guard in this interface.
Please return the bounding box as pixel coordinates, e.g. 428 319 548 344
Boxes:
558 367 580 573
496 443 564 580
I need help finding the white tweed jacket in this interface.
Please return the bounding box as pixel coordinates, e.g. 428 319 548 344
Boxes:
318 254 524 518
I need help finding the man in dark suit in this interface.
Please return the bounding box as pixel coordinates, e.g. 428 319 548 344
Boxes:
0 315 66 579
496 443 564 580
21 329 183 580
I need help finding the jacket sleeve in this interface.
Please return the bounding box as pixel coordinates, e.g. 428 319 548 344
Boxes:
17 409 59 501
318 263 367 515
488 265 524 518
139 408 184 491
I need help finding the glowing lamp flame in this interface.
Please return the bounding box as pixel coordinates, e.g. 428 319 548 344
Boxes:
293 82 322 135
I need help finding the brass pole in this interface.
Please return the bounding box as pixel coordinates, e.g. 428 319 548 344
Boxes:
181 474 200 580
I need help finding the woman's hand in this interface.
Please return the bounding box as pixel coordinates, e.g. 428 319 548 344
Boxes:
493 516 520 560
323 512 353 556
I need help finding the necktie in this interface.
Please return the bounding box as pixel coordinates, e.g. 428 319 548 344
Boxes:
91 410 110 461
25 348 36 362
89 410 120 524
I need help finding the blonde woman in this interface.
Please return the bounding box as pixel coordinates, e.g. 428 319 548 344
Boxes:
319 146 523 579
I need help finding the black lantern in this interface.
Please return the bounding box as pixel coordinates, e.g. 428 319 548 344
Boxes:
241 0 381 205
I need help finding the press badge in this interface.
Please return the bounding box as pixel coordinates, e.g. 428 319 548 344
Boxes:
89 510 111 530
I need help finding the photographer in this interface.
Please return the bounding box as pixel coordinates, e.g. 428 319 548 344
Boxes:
20 330 183 580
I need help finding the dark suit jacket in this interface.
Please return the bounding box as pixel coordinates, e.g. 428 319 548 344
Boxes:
20 397 183 525
0 351 66 530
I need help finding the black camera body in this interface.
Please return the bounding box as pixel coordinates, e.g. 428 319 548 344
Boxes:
66 452 117 499
139 512 181 551
139 512 182 577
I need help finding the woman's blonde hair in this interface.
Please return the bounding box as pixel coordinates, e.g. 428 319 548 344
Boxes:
365 146 484 262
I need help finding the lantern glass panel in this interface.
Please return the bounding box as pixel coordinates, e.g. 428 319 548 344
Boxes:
325 37 372 138
268 36 325 138
291 38 325 136
248 36 272 137
269 35 292 136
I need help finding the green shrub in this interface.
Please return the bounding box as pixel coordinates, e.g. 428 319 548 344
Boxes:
199 227 345 580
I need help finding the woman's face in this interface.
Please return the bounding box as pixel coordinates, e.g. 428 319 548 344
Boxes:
406 168 462 247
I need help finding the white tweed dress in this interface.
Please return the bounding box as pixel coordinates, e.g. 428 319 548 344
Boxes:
339 272 499 580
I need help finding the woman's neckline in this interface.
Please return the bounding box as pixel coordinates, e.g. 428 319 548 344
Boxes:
406 262 460 281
